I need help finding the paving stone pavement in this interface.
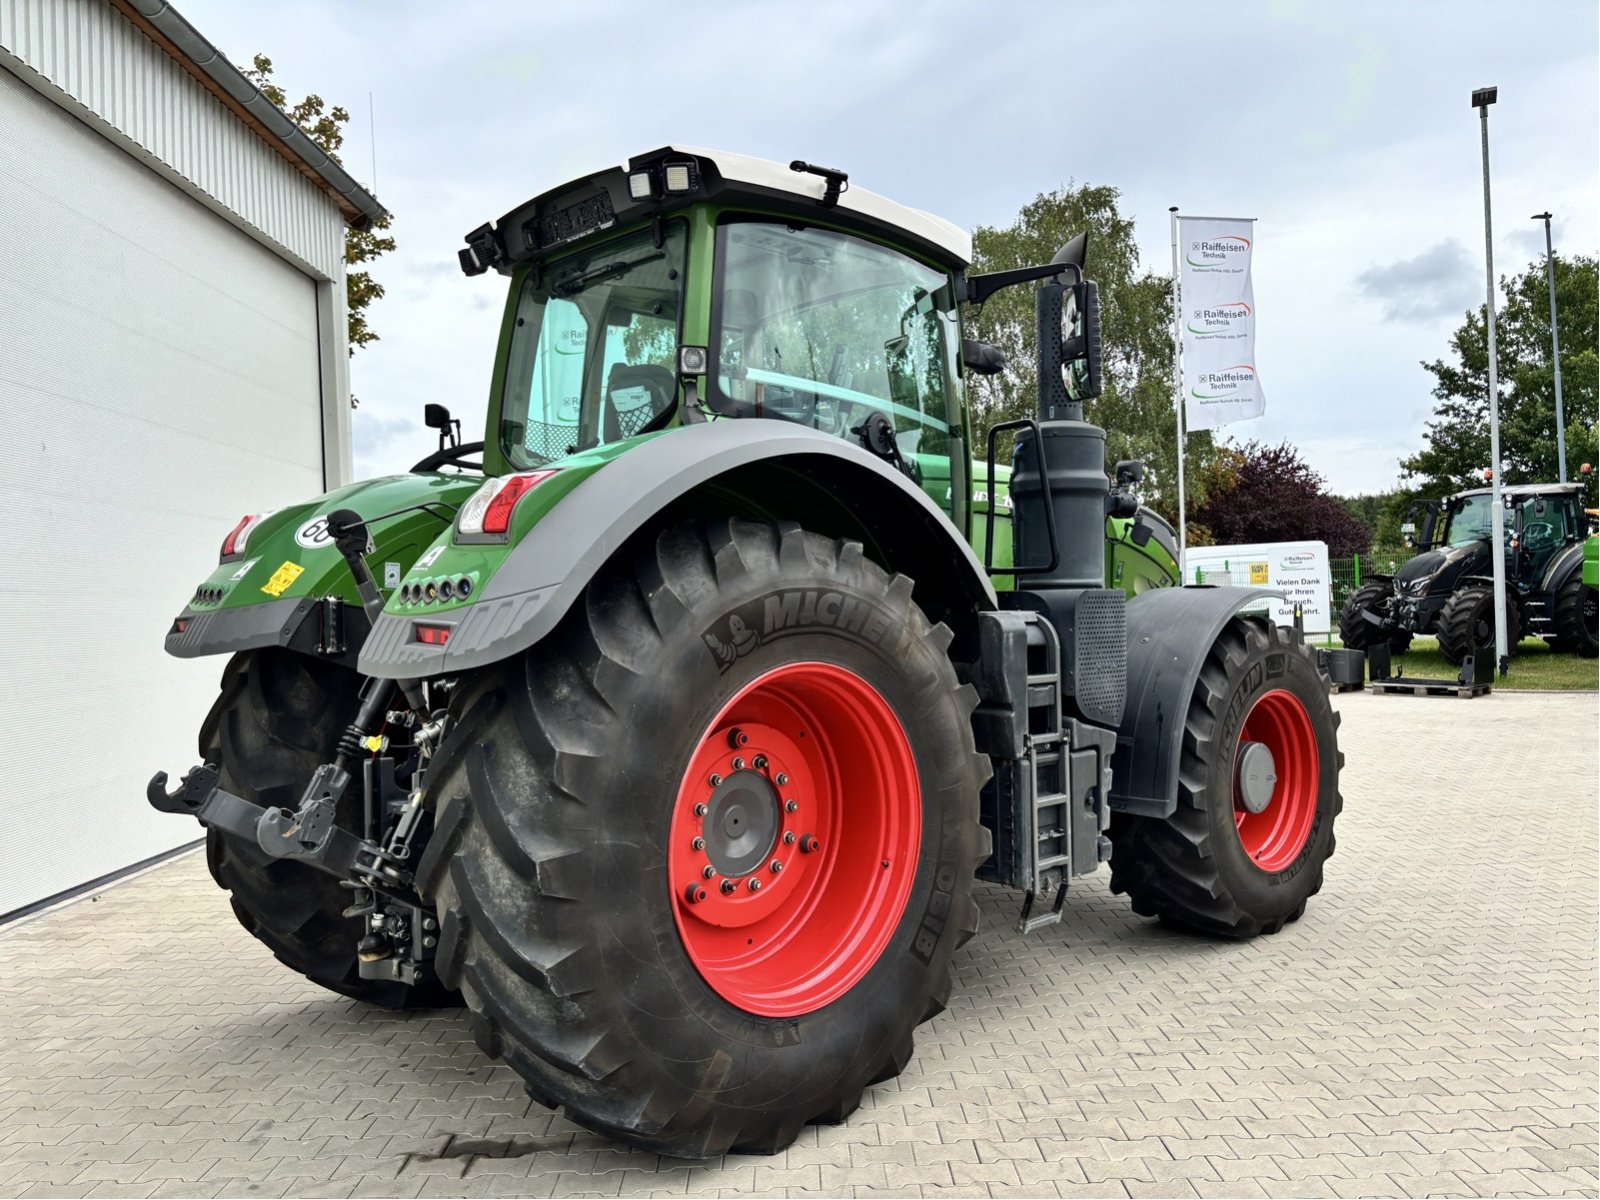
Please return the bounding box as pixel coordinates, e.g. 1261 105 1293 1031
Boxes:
1 690 1595 1199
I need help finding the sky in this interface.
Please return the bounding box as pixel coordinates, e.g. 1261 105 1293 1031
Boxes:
180 0 1599 496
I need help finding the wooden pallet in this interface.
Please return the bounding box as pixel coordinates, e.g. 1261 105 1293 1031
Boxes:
1328 681 1364 694
1370 677 1491 699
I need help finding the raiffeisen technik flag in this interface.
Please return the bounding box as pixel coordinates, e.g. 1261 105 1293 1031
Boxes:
1179 217 1264 431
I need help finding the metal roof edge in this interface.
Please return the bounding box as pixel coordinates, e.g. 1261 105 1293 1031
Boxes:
108 0 387 230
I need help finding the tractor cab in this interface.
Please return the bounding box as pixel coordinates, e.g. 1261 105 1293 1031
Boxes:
466 147 978 525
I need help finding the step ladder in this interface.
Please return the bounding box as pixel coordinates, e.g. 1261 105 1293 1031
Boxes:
1016 615 1072 934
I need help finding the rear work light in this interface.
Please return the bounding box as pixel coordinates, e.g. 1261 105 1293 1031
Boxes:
456 470 558 539
221 513 267 560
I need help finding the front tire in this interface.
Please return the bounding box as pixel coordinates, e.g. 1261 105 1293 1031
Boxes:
1437 584 1520 666
417 519 990 1157
1109 617 1342 938
201 650 457 1007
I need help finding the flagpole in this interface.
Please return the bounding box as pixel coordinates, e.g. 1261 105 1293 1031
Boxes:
1170 206 1187 578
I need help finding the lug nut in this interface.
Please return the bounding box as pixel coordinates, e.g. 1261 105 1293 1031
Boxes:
691 836 706 851
708 774 722 788
747 877 762 892
702 865 716 880
785 799 799 813
685 884 707 904
753 754 768 770
728 728 749 748
800 834 819 854
775 773 789 786
783 832 797 845
731 756 745 771
770 859 783 873
694 803 707 817
720 879 737 895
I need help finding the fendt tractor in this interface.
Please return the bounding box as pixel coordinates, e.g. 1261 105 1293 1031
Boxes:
149 148 1341 1157
1339 481 1599 663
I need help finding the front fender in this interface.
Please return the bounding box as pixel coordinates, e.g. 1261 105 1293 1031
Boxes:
359 422 997 679
1109 585 1283 818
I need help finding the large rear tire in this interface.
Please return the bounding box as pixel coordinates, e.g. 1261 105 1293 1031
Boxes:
1338 580 1410 653
201 649 458 1008
1109 617 1342 938
1546 574 1598 658
1437 584 1520 666
416 519 990 1157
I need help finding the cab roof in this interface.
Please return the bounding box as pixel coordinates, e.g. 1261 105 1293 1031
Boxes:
1452 483 1585 500
458 146 972 277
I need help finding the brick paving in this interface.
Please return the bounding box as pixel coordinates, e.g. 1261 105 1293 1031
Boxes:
1 689 1595 1199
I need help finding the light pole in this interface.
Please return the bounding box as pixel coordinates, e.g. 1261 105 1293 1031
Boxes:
1532 211 1567 484
1472 85 1509 675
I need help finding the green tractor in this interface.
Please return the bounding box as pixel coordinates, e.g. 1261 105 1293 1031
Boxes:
149 148 1338 1157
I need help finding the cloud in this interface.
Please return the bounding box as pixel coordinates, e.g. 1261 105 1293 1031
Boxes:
1356 240 1480 322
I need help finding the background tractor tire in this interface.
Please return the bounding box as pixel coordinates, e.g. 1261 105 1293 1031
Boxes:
1437 584 1519 666
201 649 458 1008
1545 575 1598 658
417 519 990 1158
1109 616 1341 938
1337 581 1411 654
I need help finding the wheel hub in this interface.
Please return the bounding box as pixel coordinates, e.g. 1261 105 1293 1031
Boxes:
1234 740 1277 814
703 771 780 877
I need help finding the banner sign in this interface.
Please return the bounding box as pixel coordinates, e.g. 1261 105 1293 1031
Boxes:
1179 217 1264 431
1182 539 1332 634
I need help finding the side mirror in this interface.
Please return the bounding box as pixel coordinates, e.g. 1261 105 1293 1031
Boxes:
961 338 1006 376
1061 280 1102 402
1035 277 1103 418
1114 460 1146 486
424 403 460 451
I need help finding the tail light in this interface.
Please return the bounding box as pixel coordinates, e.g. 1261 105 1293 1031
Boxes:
221 514 266 560
456 470 558 539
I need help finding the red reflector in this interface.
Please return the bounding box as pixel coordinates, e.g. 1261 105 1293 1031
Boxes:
173 618 189 634
482 469 557 535
415 624 451 646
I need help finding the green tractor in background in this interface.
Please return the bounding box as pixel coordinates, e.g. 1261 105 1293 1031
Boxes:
149 148 1335 1158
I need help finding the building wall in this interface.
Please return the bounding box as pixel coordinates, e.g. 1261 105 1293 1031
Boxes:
0 0 354 483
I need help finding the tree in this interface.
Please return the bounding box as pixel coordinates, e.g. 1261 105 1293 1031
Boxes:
1402 253 1597 505
963 184 1230 525
1196 441 1372 558
242 56 395 378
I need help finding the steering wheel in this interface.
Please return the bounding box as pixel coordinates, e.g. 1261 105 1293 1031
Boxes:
411 440 485 474
1521 520 1556 548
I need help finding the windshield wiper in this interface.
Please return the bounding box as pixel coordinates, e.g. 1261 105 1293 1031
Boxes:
552 251 665 297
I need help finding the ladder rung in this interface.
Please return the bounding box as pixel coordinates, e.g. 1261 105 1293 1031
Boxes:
1026 672 1059 686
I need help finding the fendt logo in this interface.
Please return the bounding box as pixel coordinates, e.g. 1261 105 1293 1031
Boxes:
1186 300 1252 337
1191 365 1257 400
1186 234 1251 270
702 590 895 672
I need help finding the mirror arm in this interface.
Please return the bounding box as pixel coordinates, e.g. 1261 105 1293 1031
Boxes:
963 261 1081 306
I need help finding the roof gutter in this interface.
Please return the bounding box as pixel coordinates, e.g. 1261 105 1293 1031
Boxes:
107 0 388 230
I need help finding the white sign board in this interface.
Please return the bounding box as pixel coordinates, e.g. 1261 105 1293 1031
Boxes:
1182 540 1332 635
1179 216 1265 431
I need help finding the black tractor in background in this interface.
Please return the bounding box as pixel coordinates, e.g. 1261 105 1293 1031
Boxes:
1340 482 1598 664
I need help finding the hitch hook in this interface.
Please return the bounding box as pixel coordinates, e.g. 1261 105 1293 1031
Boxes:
146 763 219 815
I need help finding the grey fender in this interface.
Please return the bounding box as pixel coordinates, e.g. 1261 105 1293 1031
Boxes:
1538 540 1586 594
359 421 997 679
1108 585 1284 818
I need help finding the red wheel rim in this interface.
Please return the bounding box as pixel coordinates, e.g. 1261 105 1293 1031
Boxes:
668 662 920 1017
1232 688 1318 872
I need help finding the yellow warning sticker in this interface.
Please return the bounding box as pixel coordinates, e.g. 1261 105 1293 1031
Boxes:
1248 561 1270 585
262 561 305 597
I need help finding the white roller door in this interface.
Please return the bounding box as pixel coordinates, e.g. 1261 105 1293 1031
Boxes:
0 66 329 915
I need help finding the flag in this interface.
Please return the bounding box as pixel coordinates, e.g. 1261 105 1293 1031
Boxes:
1179 217 1264 431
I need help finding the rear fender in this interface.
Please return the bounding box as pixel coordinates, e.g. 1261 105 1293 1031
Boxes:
1537 540 1586 594
1109 586 1283 818
359 422 997 679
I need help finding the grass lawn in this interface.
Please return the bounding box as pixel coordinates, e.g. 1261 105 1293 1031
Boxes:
1324 635 1598 691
